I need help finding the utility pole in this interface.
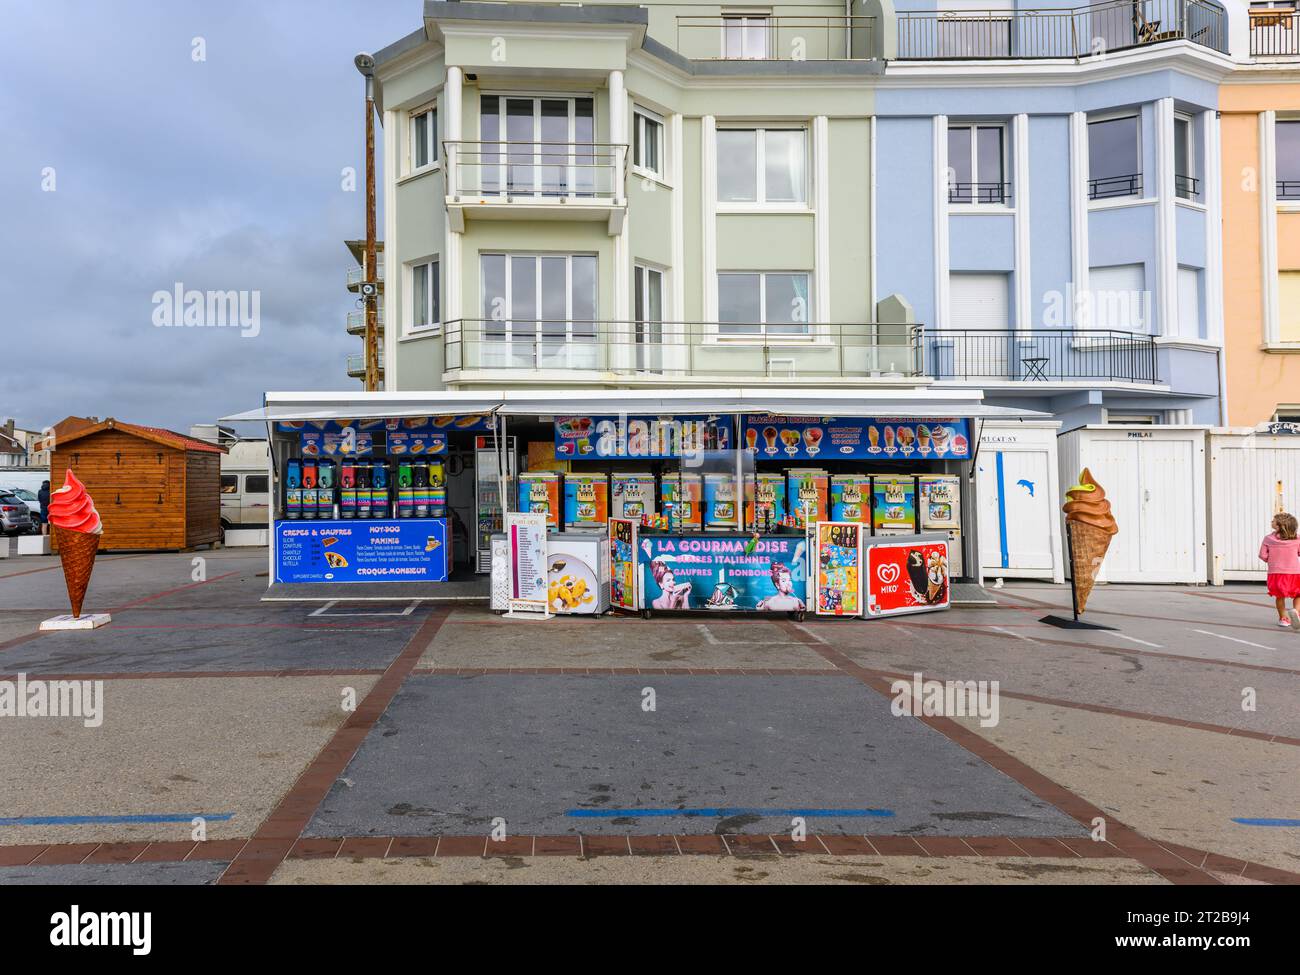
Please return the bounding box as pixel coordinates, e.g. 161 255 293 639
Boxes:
355 53 379 392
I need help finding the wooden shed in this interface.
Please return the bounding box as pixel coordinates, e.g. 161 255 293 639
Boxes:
50 418 226 552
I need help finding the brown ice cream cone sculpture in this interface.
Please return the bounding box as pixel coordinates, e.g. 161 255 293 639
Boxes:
47 471 104 619
1062 469 1118 616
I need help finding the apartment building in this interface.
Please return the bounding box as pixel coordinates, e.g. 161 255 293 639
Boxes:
1221 5 1300 427
358 1 1261 433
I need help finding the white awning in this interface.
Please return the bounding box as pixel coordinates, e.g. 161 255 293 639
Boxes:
223 388 1049 423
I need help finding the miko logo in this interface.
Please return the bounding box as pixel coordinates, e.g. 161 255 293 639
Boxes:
876 563 900 589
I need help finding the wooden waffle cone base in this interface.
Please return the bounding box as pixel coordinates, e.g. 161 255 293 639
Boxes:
54 527 100 618
1069 521 1114 616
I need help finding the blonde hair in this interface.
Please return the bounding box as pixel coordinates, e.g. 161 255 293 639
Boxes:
1274 512 1298 540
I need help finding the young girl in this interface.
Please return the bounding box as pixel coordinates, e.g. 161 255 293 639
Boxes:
1259 513 1300 629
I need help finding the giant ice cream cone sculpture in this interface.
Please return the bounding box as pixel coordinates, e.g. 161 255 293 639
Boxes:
1062 468 1118 615
48 471 103 618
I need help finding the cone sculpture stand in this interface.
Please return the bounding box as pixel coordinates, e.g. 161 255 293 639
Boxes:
1040 521 1116 631
40 527 111 631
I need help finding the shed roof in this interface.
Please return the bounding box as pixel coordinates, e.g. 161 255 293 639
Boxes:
53 418 227 454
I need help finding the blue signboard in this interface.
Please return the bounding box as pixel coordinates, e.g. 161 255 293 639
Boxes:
274 518 448 584
742 416 971 461
640 533 808 613
556 415 734 460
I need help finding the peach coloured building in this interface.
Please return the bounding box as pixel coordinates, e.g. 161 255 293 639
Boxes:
1221 52 1300 427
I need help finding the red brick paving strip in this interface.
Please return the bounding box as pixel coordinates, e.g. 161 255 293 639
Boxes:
780 622 1223 885
215 609 451 884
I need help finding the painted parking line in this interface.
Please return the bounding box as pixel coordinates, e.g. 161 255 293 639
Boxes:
1111 632 1164 649
1191 629 1275 651
566 807 895 819
990 625 1039 645
309 600 419 618
1231 818 1300 828
0 813 235 826
694 623 810 646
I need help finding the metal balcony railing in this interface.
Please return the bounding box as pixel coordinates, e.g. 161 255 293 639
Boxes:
920 328 1160 383
346 308 385 336
1089 172 1143 200
1175 174 1200 200
444 141 626 202
442 320 923 379
896 0 1227 59
1250 8 1300 55
949 181 1012 204
1278 179 1300 200
346 263 384 291
675 15 877 61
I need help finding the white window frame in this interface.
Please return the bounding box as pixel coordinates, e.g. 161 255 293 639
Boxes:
409 102 439 175
1087 110 1143 203
632 106 666 181
721 13 771 60
946 121 1009 207
716 125 810 209
479 251 600 347
633 262 666 372
1277 117 1300 201
407 257 441 335
715 270 814 341
1174 112 1196 201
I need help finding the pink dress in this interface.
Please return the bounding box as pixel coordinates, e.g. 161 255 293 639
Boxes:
1259 533 1300 598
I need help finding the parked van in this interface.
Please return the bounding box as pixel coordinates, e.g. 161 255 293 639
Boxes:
220 440 271 531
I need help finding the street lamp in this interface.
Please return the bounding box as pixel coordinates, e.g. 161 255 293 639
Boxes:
355 53 379 392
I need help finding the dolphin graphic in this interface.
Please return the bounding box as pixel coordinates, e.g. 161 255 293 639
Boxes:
1016 479 1035 497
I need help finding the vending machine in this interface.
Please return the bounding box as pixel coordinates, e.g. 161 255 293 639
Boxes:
787 469 829 529
919 474 962 577
284 458 303 520
611 473 656 521
518 471 562 532
317 459 336 519
659 472 703 531
871 474 918 537
703 473 739 530
744 473 787 531
830 474 872 529
564 473 609 531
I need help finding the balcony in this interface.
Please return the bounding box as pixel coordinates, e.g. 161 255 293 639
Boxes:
949 181 1012 205
444 141 628 234
345 262 384 292
1089 173 1142 200
346 308 385 336
346 351 385 380
895 0 1227 60
1250 7 1300 56
1279 179 1300 201
442 320 923 382
921 328 1160 384
674 15 877 61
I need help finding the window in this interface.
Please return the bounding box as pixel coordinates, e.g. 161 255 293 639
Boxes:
717 128 807 204
220 475 238 494
1174 114 1197 200
1176 266 1202 340
634 264 664 372
633 107 664 178
1278 120 1300 200
245 475 269 494
411 260 440 330
480 253 598 368
722 15 769 59
479 95 596 196
1089 264 1149 332
1280 270 1300 342
411 106 438 170
717 272 811 337
947 123 1007 204
1088 114 1141 200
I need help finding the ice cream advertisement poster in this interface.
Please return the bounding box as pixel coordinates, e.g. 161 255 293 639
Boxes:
274 520 448 584
814 522 861 617
609 518 638 610
555 415 734 459
864 538 950 617
640 535 807 613
742 416 971 460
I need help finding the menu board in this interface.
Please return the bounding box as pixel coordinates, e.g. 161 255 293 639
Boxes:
609 519 638 610
388 430 448 456
507 512 549 612
863 537 951 617
277 416 493 434
274 519 448 583
555 415 734 459
814 522 861 617
640 534 807 613
743 416 971 461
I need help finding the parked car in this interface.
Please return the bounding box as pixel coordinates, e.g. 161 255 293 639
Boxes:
0 492 34 535
0 487 43 525
220 470 271 531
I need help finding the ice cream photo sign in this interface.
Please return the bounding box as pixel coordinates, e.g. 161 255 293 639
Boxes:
41 470 112 630
1040 468 1119 630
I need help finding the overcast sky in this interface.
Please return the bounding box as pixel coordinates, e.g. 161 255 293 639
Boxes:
0 0 418 435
